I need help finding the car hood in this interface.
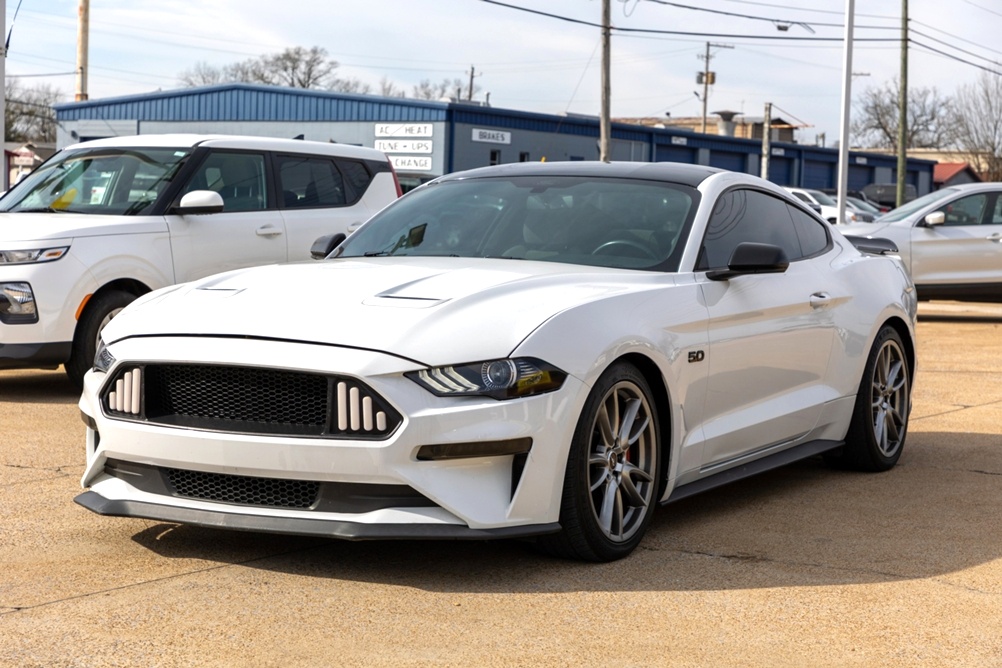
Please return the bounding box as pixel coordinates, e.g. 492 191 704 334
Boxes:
104 257 672 366
0 212 166 244
839 221 893 237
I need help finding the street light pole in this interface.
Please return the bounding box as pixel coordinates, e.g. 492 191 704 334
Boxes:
896 0 908 207
836 0 855 227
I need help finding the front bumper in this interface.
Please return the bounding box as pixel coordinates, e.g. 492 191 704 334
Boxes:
0 341 71 369
79 335 586 536
74 490 560 540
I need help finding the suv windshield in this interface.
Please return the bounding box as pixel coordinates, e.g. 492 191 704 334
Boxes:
878 188 958 223
337 176 698 271
0 147 192 215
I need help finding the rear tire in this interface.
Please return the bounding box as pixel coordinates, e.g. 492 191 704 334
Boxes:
829 326 911 472
538 363 663 562
65 289 135 389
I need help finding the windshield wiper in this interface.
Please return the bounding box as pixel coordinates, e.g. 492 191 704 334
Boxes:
14 207 66 213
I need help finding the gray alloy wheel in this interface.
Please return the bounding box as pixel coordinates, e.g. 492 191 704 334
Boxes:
829 325 911 472
869 335 909 460
587 379 658 543
538 363 661 561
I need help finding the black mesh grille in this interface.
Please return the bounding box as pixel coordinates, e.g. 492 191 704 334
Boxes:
164 468 320 508
146 364 328 432
104 363 402 439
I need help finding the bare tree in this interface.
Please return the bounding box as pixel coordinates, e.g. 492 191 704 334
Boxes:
178 46 355 91
5 79 62 143
178 61 226 87
412 77 480 101
379 77 406 98
953 72 1002 181
850 78 956 150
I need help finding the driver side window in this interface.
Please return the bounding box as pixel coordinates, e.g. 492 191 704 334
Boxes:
937 194 987 225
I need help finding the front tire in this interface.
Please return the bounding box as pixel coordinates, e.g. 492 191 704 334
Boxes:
832 326 911 472
538 363 662 561
65 289 135 388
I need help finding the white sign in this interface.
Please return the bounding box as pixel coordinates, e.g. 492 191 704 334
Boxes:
771 147 785 157
375 123 433 138
12 155 35 166
855 156 868 165
375 139 433 154
670 136 688 146
472 128 511 144
390 155 434 172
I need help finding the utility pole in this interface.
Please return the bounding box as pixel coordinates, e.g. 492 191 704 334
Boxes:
761 102 772 181
465 65 480 102
75 0 89 101
698 42 733 134
896 0 908 207
599 0 611 162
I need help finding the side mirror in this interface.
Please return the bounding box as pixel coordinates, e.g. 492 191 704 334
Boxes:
171 190 224 215
706 242 790 281
311 233 346 260
919 211 945 227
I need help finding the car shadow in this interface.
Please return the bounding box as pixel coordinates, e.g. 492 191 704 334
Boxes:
128 429 1002 593
0 369 79 404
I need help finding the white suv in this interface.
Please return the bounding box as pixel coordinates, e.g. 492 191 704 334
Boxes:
0 134 400 386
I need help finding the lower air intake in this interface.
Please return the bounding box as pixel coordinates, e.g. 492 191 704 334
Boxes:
164 468 320 509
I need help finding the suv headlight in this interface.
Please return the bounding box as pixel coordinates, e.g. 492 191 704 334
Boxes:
0 247 69 264
407 357 567 400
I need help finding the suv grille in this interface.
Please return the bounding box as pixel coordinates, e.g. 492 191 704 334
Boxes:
102 364 401 439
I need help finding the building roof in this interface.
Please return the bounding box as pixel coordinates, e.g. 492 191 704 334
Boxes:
933 162 981 184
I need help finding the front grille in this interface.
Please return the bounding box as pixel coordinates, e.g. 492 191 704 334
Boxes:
102 363 402 439
164 468 320 508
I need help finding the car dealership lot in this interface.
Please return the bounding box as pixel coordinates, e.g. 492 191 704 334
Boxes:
2 302 1001 667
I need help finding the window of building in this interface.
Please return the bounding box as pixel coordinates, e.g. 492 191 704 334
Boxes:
489 150 502 166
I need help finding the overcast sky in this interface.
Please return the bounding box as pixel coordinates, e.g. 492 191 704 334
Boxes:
5 0 1000 145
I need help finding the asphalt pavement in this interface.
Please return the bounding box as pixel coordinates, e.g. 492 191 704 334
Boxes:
1 301 1001 667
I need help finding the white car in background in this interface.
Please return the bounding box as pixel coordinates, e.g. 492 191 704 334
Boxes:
842 182 1002 302
77 162 917 562
784 187 868 224
0 134 400 386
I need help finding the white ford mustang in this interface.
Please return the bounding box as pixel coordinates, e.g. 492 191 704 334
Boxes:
77 162 917 561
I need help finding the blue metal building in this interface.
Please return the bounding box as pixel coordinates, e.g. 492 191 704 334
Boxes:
54 83 934 193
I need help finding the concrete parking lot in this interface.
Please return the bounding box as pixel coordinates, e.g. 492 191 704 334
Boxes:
2 301 1001 667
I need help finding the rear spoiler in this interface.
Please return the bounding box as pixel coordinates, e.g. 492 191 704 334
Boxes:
844 236 899 255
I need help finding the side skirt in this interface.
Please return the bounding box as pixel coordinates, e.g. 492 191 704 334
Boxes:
663 439 844 505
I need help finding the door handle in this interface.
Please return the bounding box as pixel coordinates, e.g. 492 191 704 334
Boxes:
987 232 1002 242
256 225 283 237
347 221 364 234
810 292 832 309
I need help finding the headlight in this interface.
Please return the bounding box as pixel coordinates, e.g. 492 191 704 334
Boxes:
0 247 69 264
0 282 38 324
407 357 567 400
93 337 116 373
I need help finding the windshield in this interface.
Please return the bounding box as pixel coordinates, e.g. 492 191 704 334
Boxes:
336 176 699 271
809 190 836 206
0 146 192 215
878 188 959 223
847 196 879 214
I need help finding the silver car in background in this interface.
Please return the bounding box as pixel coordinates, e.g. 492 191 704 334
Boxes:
842 183 1002 302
